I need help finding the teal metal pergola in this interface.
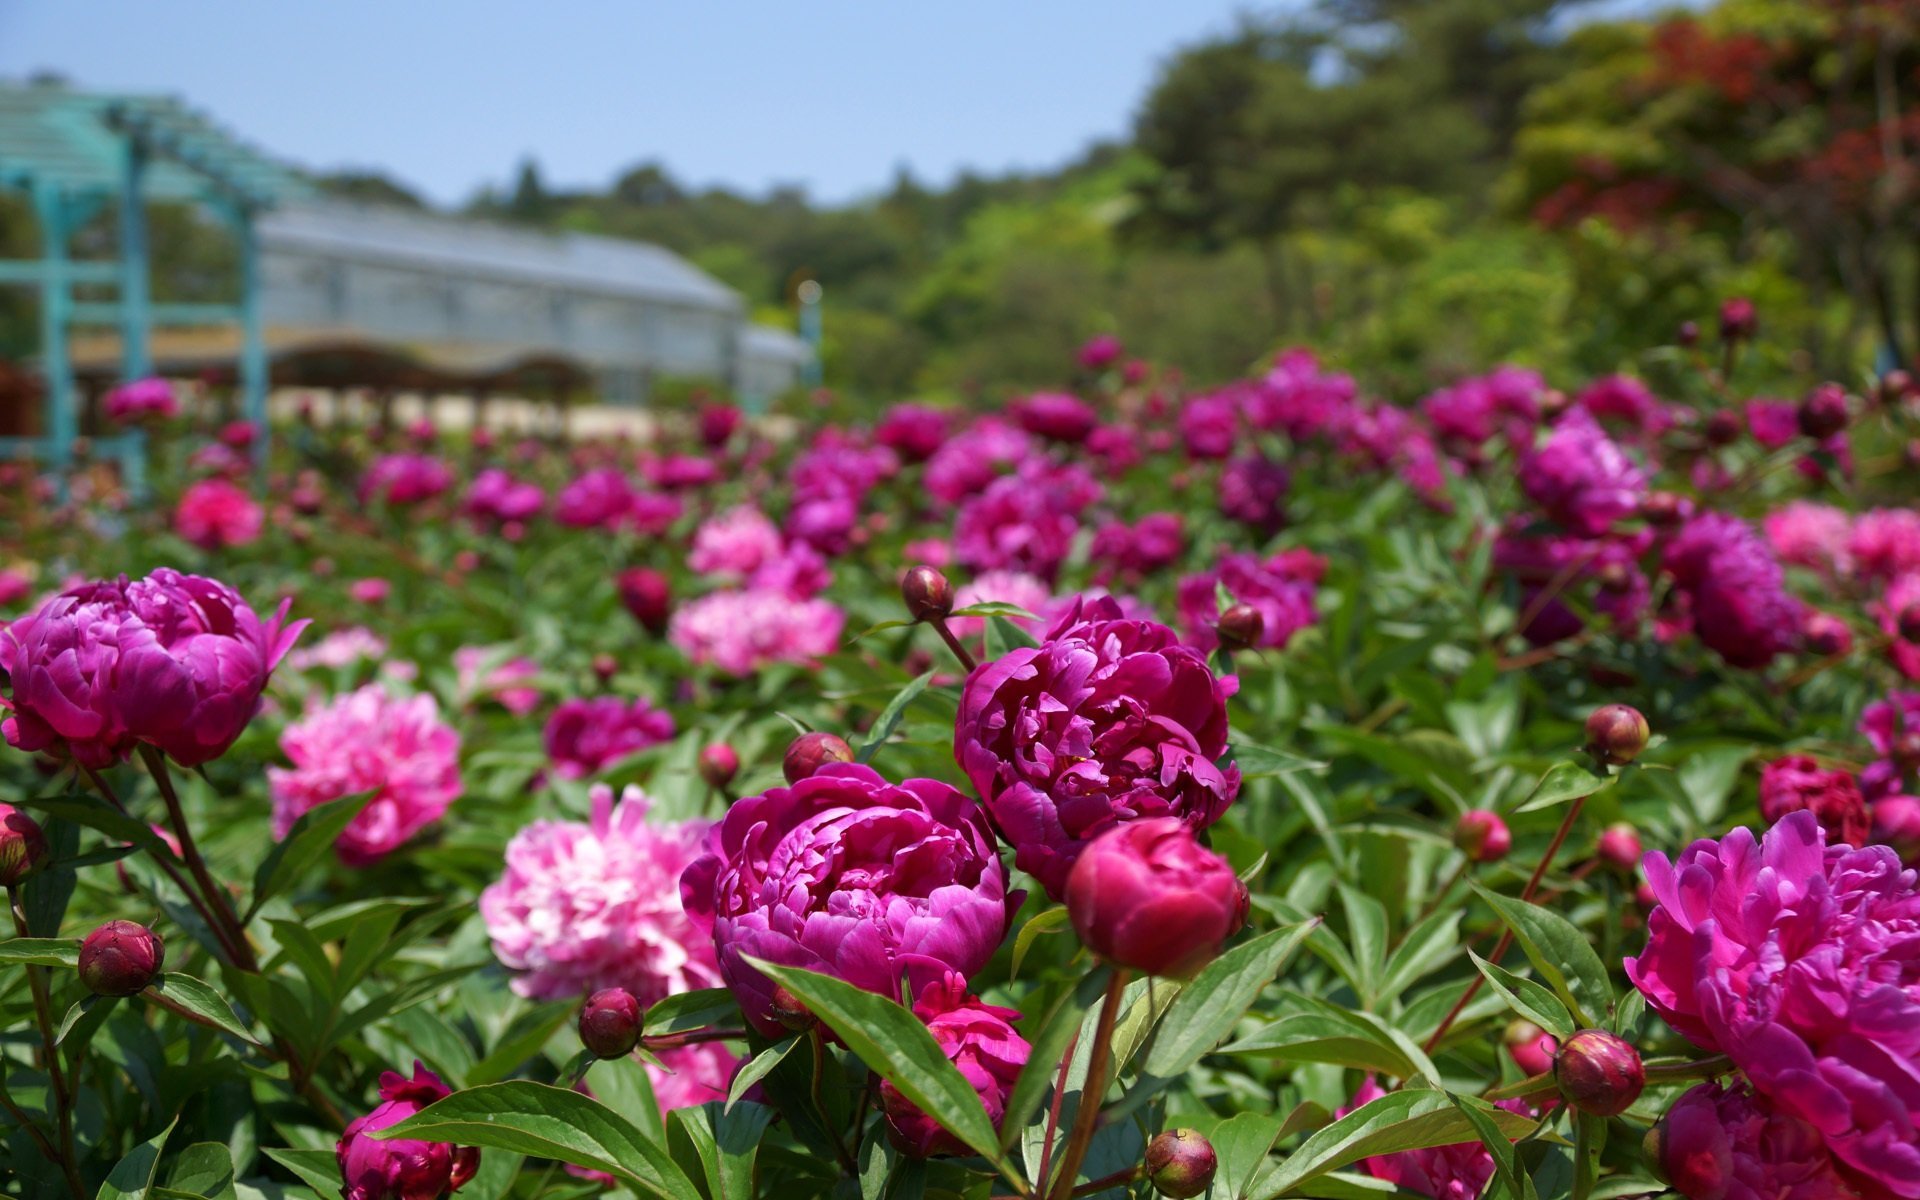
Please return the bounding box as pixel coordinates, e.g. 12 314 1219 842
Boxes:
0 83 308 498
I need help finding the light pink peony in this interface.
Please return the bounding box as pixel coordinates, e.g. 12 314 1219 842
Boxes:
287 627 389 672
668 588 844 675
481 783 719 1002
688 506 785 578
950 570 1054 642
1764 502 1854 578
1626 812 1920 1195
270 684 462 866
1847 509 1920 583
173 478 263 550
104 377 179 423
451 646 541 716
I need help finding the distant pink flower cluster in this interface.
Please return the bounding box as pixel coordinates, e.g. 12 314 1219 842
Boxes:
1518 408 1647 536
1493 523 1652 646
286 626 389 672
925 418 1034 506
953 460 1102 584
1423 365 1543 453
481 783 718 1002
451 646 541 716
876 403 949 463
1627 813 1920 1195
543 695 675 779
461 468 544 527
1860 691 1920 860
1013 391 1098 443
553 469 683 534
1662 513 1803 669
173 478 263 550
1178 548 1326 653
1090 513 1185 583
688 506 785 578
1576 373 1672 438
359 454 454 506
104 377 179 424
270 684 462 866
784 435 898 554
668 588 845 675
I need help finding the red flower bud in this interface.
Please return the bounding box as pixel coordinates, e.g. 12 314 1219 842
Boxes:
1503 1019 1558 1077
1676 320 1700 348
578 987 643 1059
591 654 618 684
1703 410 1740 446
1585 704 1650 766
769 984 816 1032
900 565 954 622
1638 492 1685 527
782 731 854 784
1214 603 1264 653
1066 818 1248 979
1145 1129 1217 1199
1453 809 1511 863
0 803 50 887
698 743 740 790
78 920 164 996
1718 297 1756 343
1880 369 1913 405
1803 611 1853 657
1597 822 1642 873
1797 384 1849 440
615 567 671 635
1898 604 1920 646
1554 1028 1645 1116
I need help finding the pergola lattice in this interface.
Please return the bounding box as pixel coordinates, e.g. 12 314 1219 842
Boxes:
0 82 308 496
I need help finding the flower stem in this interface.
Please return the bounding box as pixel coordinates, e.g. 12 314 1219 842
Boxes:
1423 795 1588 1054
7 887 86 1200
930 615 978 674
1070 1166 1143 1197
1047 969 1130 1200
640 1028 747 1051
811 1028 858 1176
138 746 256 970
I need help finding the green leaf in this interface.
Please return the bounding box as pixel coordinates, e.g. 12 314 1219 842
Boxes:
0 937 78 966
1208 1112 1287 1200
1446 1093 1538 1200
1230 742 1329 779
98 1116 178 1200
1573 1112 1606 1200
1336 888 1387 1005
1143 921 1316 1079
749 960 1004 1166
1472 886 1614 1028
1222 1001 1426 1079
1468 950 1576 1040
1254 1089 1536 1197
262 1148 345 1198
246 791 375 920
143 973 260 1045
1000 968 1111 1151
668 1101 774 1200
726 1037 800 1113
1513 760 1616 814
377 1080 701 1200
643 988 738 1036
1009 907 1071 981
1378 911 1460 1006
855 671 935 763
166 1142 237 1200
950 601 1040 620
986 615 1039 658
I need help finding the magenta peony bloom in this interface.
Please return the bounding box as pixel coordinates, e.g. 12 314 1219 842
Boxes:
1177 548 1325 653
1874 574 1920 681
1066 818 1248 978
649 1043 738 1112
543 696 675 779
881 973 1030 1157
554 468 638 529
1657 1081 1862 1200
1626 813 1920 1194
1518 408 1647 535
1765 502 1854 577
1077 333 1122 371
1218 453 1290 534
696 403 742 450
1848 509 1920 583
336 1062 478 1200
688 506 784 578
956 597 1240 899
669 587 844 675
1663 513 1804 669
104 377 179 424
1576 374 1671 437
482 783 719 1002
1014 392 1098 443
1859 691 1920 806
1747 399 1800 449
679 762 1013 1037
460 468 545 526
953 463 1100 584
270 684 462 866
1 570 305 768
1423 366 1543 450
1089 513 1185 582
1758 755 1870 849
925 419 1034 506
1246 349 1359 440
1179 392 1239 460
875 403 949 463
0 567 30 611
358 454 454 506
1492 526 1651 645
1342 1079 1536 1200
173 478 263 550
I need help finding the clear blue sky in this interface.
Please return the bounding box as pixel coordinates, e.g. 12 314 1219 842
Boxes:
0 0 1677 208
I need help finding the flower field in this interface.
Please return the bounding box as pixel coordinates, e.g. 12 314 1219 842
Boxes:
2 310 1919 1200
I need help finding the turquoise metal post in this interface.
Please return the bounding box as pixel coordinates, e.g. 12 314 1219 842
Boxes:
797 279 823 387
235 204 269 480
32 181 74 497
119 132 152 501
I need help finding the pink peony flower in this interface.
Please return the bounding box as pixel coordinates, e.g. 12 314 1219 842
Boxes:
1577 374 1670 437
481 783 718 1002
949 570 1053 642
1342 1079 1536 1200
1859 691 1920 807
956 597 1240 899
1747 400 1800 449
925 419 1034 506
1847 509 1920 583
358 454 454 506
1177 549 1325 653
1662 513 1804 669
876 403 949 463
0 567 30 611
1874 574 1920 680
1077 334 1122 371
270 684 461 866
543 696 675 779
287 627 389 672
881 973 1030 1157
953 462 1100 584
460 468 545 526
696 404 742 450
1765 502 1854 577
1518 408 1647 535
1758 755 1870 849
1218 454 1291 534
554 469 637 529
348 578 391 606
649 1043 738 1113
1 570 304 768
679 762 1013 1037
1014 392 1098 444
336 1062 478 1200
1089 513 1185 583
174 478 263 550
451 646 541 716
688 506 785 578
1493 526 1651 645
1179 392 1239 460
1626 812 1920 1194
668 588 844 675
103 377 179 424
1656 1081 1862 1200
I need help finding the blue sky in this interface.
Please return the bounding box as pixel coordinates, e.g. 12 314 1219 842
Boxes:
0 1 1678 208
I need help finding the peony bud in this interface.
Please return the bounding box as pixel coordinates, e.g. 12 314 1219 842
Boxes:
900 565 954 622
769 984 816 1033
1703 410 1740 446
1898 604 1920 645
1879 369 1913 405
782 731 854 784
1145 1129 1217 1199
615 567 671 636
0 804 50 887
1585 704 1650 766
1504 1019 1558 1077
78 920 164 996
337 1062 479 1200
1554 1028 1645 1116
1453 809 1511 863
697 743 739 791
591 654 619 685
1718 297 1756 342
578 988 643 1059
1596 822 1642 873
1066 818 1248 979
1797 384 1849 440
1803 610 1853 657
1215 603 1264 653
1676 320 1700 349
1538 389 1570 420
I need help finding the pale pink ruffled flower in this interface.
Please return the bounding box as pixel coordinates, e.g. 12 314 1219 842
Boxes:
688 506 785 578
480 783 719 1003
452 646 542 716
1763 501 1854 578
950 570 1053 641
286 627 390 672
173 478 263 550
270 684 462 866
1848 509 1920 583
668 588 845 675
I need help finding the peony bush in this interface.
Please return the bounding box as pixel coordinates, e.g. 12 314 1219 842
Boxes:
0 315 1917 1199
